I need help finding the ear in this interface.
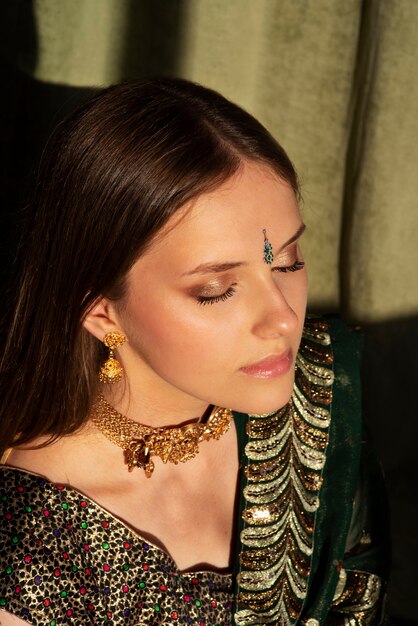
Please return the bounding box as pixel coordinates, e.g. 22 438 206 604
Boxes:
82 297 124 343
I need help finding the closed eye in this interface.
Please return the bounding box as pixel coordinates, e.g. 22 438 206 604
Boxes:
272 260 305 273
196 284 237 305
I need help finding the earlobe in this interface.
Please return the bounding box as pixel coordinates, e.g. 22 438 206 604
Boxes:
82 297 123 342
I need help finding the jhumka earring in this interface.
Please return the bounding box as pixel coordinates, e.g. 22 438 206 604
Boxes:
99 331 126 384
262 229 274 264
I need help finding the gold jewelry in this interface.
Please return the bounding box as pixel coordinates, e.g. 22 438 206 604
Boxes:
90 394 233 478
98 332 126 384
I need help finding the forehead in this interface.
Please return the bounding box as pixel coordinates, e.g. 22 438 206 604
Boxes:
136 161 301 271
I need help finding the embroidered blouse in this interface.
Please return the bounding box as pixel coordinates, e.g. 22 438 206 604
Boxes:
0 467 233 624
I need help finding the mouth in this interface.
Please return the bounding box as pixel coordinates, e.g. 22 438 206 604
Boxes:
239 349 293 379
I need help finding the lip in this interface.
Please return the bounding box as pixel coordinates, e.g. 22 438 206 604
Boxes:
239 349 293 379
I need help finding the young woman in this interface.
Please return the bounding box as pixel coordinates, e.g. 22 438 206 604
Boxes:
0 79 387 625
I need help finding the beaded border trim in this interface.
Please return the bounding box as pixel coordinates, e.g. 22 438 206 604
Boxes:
235 318 333 625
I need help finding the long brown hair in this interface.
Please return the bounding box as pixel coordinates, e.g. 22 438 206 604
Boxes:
0 78 299 455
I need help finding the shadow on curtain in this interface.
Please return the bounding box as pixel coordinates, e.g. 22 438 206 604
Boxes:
0 0 186 310
120 0 186 79
362 316 418 625
0 1 96 299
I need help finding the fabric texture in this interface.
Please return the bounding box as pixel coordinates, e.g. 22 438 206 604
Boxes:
0 318 388 625
0 468 233 625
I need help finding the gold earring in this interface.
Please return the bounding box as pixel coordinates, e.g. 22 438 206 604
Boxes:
99 331 126 384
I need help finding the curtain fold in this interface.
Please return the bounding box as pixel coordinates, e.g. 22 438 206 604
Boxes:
20 0 418 321
345 0 418 321
177 0 362 312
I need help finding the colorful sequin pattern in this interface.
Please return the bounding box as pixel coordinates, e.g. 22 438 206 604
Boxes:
0 470 233 625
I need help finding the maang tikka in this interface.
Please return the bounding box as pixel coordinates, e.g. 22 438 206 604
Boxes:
99 331 126 384
262 229 274 264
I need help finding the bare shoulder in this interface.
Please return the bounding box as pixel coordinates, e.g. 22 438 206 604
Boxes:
5 434 69 480
0 611 31 626
5 425 101 485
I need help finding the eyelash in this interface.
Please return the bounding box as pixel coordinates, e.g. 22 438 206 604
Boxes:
272 260 305 273
197 285 237 306
196 260 305 306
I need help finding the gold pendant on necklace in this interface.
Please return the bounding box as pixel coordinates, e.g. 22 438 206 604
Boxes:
125 438 154 477
91 395 233 478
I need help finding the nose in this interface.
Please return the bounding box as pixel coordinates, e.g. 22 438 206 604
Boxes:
251 281 299 339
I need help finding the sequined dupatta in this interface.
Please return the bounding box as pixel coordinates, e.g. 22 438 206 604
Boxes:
232 317 388 626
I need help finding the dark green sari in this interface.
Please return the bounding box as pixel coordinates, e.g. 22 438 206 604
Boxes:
232 317 388 625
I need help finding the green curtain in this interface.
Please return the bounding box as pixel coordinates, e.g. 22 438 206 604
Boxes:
1 1 417 622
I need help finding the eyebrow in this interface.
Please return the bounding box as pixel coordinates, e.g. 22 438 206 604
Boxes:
279 223 306 252
182 223 306 276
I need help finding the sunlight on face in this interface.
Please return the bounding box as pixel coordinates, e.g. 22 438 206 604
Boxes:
115 161 308 416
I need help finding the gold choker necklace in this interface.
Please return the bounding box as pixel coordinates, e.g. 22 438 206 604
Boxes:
91 394 233 478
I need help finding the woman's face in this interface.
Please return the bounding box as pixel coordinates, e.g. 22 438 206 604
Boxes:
113 161 307 416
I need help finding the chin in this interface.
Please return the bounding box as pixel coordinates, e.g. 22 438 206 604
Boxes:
226 374 295 416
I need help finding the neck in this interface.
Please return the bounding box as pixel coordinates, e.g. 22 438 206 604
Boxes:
101 386 210 429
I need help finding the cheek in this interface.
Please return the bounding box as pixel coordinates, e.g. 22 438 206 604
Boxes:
123 294 239 368
296 271 309 311
292 267 308 303
277 270 308 319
